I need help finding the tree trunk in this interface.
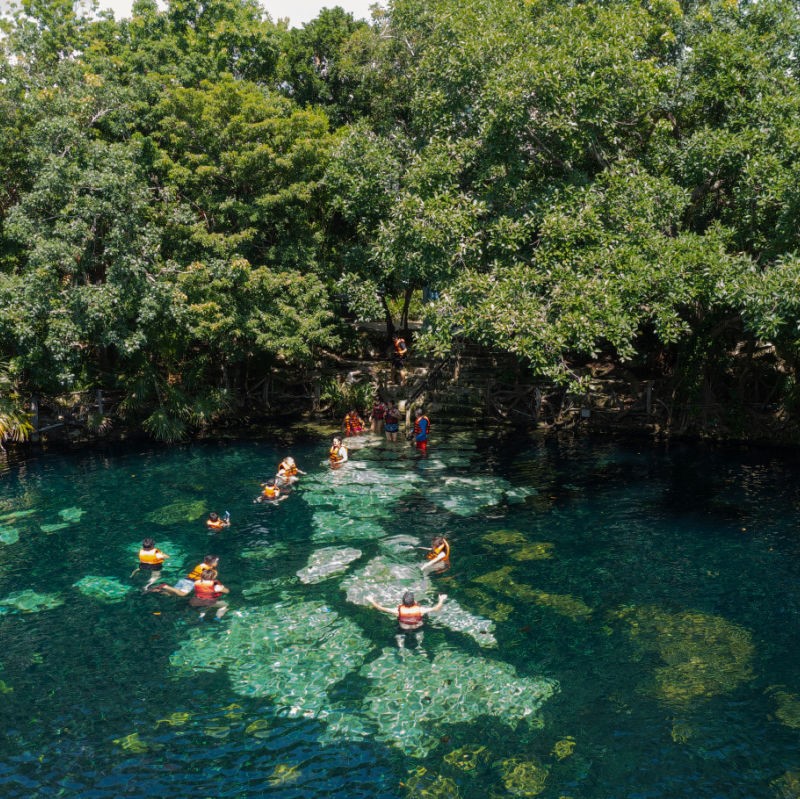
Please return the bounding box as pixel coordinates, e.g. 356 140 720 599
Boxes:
381 295 395 339
400 286 413 334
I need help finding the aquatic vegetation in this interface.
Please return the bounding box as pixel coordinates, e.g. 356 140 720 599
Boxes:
613 605 754 704
357 649 558 757
432 599 497 647
0 508 36 522
772 771 800 799
297 546 363 584
460 588 515 623
155 712 192 728
511 543 554 562
403 767 460 798
0 526 19 545
113 732 150 754
551 737 576 760
58 507 85 523
204 725 231 739
73 575 132 603
0 680 12 694
670 720 693 744
424 476 508 517
498 756 549 797
170 601 372 712
484 530 527 546
145 499 206 525
474 568 592 620
39 523 70 534
240 542 289 560
244 719 271 738
772 691 800 729
443 744 489 772
268 763 301 786
0 589 64 614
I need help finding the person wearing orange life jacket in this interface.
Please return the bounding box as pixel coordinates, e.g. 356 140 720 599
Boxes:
151 555 220 596
420 536 450 574
134 538 169 589
256 479 287 504
189 568 230 620
368 591 447 648
329 437 348 467
276 456 306 487
343 409 365 437
391 335 408 384
206 511 230 532
413 408 431 453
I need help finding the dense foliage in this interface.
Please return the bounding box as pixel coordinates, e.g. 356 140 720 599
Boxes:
2 0 800 438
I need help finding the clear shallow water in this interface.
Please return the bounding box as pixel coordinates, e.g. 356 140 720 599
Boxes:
0 432 799 798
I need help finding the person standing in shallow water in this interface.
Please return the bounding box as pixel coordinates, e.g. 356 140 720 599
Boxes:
413 408 430 453
384 402 401 442
368 591 447 648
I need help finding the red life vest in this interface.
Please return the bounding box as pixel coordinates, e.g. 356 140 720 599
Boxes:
398 603 424 629
414 416 430 436
193 579 222 601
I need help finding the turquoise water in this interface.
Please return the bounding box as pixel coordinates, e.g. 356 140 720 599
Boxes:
1 431 799 798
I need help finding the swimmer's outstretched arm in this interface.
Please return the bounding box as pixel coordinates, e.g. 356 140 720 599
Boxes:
421 594 447 614
420 552 445 572
367 596 395 614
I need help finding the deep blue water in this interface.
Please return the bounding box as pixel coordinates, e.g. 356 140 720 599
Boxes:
0 431 799 798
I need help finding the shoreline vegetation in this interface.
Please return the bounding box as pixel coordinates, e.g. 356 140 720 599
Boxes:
3 0 800 451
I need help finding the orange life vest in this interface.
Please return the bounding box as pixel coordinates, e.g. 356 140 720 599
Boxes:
279 460 298 477
207 518 225 530
398 603 424 629
394 338 407 356
414 415 431 436
139 548 165 568
187 562 208 581
427 539 450 562
330 445 346 463
262 484 280 499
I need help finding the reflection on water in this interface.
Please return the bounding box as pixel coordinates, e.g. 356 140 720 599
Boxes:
0 434 799 797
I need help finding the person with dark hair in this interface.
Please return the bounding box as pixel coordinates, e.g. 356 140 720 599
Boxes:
391 335 408 384
206 511 230 531
134 538 169 589
413 408 431 453
368 591 447 648
343 409 365 436
151 555 220 597
420 536 450 574
329 437 348 466
384 401 401 442
189 568 230 620
256 479 287 504
370 397 387 434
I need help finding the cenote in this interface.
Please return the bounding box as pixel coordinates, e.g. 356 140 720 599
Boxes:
1 430 800 799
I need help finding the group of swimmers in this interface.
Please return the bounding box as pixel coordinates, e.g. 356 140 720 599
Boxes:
133 386 445 641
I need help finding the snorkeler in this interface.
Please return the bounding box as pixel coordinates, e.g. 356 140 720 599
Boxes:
133 538 169 589
367 591 447 648
150 555 220 597
206 511 230 531
189 568 230 620
420 536 450 574
329 437 348 466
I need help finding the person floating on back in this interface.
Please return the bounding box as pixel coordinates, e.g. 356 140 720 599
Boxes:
133 538 169 589
206 511 230 532
368 591 447 648
413 408 430 453
329 436 348 466
151 555 220 597
189 568 230 620
276 456 305 487
420 536 450 574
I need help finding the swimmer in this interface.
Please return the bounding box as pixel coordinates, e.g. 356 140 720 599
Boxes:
420 536 450 574
133 538 169 589
189 568 230 620
151 555 220 596
256 479 287 504
343 409 365 437
368 591 447 648
384 402 400 442
329 437 348 466
206 511 230 531
276 456 306 487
